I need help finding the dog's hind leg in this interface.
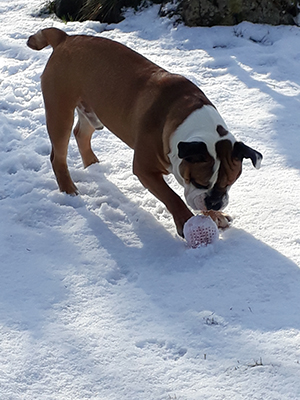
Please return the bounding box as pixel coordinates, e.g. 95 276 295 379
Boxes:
74 103 101 168
45 100 78 195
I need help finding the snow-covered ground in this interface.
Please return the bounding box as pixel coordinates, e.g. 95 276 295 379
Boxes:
1 1 300 399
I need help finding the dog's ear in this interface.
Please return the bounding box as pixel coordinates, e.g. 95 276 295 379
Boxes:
178 141 210 163
232 141 263 169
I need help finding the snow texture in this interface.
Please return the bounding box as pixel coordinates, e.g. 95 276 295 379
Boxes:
0 1 300 399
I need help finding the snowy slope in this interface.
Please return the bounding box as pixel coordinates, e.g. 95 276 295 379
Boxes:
0 1 300 399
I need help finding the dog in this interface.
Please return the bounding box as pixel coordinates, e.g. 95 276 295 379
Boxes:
27 28 262 237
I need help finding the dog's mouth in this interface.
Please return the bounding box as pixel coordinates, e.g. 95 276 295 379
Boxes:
205 186 229 210
185 186 229 212
205 189 229 211
185 190 207 211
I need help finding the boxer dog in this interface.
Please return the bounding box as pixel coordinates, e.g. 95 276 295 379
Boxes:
27 28 262 237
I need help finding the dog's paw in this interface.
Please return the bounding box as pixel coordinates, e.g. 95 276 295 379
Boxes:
175 210 194 238
202 210 232 230
59 182 79 196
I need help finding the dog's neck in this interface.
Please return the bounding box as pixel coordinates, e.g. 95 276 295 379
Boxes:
168 105 236 186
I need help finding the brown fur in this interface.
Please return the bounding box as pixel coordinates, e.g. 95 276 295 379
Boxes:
27 28 232 236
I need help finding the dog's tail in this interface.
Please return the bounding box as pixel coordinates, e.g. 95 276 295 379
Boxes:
27 28 67 51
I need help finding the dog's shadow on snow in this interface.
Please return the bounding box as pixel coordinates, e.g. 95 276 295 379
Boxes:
70 163 300 332
72 162 185 263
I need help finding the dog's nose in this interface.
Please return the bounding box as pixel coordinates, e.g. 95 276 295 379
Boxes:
205 189 228 211
205 196 223 211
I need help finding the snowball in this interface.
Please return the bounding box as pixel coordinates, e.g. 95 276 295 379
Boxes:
183 215 219 248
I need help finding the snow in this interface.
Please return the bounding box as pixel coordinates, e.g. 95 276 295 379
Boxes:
1 1 300 399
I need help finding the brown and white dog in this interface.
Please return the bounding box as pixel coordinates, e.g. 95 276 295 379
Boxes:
27 28 262 237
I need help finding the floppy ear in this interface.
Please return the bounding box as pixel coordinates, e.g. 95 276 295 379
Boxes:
178 141 210 163
232 141 263 169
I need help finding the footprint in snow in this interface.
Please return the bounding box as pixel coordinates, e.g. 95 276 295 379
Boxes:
135 339 187 361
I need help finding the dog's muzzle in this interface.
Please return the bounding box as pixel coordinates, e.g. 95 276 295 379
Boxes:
204 189 229 211
184 184 229 211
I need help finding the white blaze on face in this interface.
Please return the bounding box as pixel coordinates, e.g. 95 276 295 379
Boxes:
168 105 236 210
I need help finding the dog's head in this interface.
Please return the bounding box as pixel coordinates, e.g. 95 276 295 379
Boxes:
168 105 263 212
178 138 262 211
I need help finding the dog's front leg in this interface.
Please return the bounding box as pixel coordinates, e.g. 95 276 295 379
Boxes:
134 166 193 237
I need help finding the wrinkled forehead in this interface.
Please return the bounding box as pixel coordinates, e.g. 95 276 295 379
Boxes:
168 105 236 159
206 138 239 191
183 106 236 160
205 128 236 162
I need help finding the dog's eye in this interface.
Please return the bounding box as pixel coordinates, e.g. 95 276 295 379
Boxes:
190 179 209 190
